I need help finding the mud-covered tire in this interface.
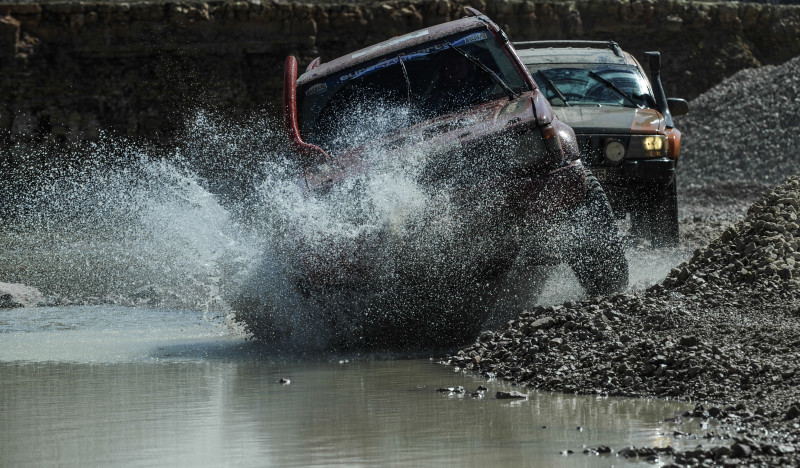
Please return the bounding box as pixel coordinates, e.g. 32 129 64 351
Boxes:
564 169 629 296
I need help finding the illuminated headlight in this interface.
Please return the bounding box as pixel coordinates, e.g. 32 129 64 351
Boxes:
628 135 668 158
604 140 626 162
643 136 663 151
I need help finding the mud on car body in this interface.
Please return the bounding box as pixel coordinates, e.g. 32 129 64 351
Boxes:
236 10 629 349
515 40 689 247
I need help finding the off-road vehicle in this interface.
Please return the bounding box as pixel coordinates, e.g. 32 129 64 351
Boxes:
236 10 628 349
514 40 689 247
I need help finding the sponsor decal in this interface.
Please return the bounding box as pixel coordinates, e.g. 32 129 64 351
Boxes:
305 83 328 97
454 31 488 46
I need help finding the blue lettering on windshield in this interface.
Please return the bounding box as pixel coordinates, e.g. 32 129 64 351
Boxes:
305 83 328 97
330 31 491 86
453 31 488 46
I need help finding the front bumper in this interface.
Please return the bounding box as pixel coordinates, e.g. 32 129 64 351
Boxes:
590 158 676 215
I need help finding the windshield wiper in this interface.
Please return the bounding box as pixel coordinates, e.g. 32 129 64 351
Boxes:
450 45 519 100
587 71 639 107
397 54 412 104
535 70 570 107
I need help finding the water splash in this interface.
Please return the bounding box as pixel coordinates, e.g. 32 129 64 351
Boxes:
0 113 262 312
0 106 648 350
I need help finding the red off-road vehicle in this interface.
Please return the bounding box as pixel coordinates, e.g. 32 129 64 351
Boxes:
237 9 628 349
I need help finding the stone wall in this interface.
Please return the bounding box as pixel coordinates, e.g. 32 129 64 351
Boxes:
1 0 799 144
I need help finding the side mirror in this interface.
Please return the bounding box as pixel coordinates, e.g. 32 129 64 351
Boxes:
667 98 689 117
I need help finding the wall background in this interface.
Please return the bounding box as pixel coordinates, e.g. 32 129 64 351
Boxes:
1 0 799 145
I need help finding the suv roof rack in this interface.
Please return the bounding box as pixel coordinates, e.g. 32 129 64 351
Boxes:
513 40 623 58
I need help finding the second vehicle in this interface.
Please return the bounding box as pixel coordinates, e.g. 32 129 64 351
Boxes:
515 40 689 247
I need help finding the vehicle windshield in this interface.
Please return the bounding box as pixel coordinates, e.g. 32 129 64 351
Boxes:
525 64 654 108
297 30 529 152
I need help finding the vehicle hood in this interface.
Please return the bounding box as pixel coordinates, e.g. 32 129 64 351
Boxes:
552 106 665 135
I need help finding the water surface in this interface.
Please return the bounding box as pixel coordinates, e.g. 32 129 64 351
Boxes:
0 306 699 467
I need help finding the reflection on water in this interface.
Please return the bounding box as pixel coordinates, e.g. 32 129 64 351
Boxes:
0 306 697 468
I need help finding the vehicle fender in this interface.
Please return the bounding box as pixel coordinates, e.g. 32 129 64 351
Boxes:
666 127 681 160
547 119 578 162
530 90 580 164
284 56 330 166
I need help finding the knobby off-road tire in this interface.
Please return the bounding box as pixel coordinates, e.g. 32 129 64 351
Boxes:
564 169 629 296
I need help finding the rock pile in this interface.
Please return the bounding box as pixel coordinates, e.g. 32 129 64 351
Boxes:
449 174 800 465
679 55 800 191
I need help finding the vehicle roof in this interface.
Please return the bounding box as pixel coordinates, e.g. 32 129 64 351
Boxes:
297 15 493 86
513 41 640 68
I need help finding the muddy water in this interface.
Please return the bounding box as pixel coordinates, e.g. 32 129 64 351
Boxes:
0 306 700 467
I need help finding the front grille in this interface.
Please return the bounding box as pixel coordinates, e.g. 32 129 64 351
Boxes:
576 135 603 164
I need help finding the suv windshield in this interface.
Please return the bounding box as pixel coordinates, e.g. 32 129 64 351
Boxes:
297 30 529 151
526 65 654 108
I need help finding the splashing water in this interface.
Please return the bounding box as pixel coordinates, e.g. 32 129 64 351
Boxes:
1 108 491 349
231 104 526 350
0 112 264 313
0 106 661 351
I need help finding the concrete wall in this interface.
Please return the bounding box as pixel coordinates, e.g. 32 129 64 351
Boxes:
1 0 799 144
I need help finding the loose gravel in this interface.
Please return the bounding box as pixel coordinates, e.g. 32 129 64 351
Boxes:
679 54 800 222
447 55 800 467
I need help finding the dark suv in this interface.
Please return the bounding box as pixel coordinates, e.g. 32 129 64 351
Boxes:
235 10 628 349
515 41 689 247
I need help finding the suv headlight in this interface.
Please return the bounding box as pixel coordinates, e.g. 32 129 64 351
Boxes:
604 140 626 162
626 135 667 158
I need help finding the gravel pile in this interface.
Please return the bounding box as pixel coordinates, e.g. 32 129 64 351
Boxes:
448 175 800 465
677 55 800 223
447 54 800 465
679 55 800 191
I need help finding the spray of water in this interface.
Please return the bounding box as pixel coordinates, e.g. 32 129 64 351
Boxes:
0 105 676 351
229 103 529 350
0 113 263 313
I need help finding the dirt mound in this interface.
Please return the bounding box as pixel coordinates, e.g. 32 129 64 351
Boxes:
450 174 800 466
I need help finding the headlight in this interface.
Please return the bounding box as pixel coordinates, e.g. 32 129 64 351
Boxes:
627 135 667 158
642 136 663 151
604 140 626 162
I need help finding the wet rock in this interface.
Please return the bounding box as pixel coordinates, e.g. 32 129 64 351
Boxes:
495 390 527 399
731 443 753 458
712 446 732 459
679 335 700 347
437 386 465 394
784 404 800 420
0 282 45 308
618 447 638 458
530 316 556 330
0 293 19 309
